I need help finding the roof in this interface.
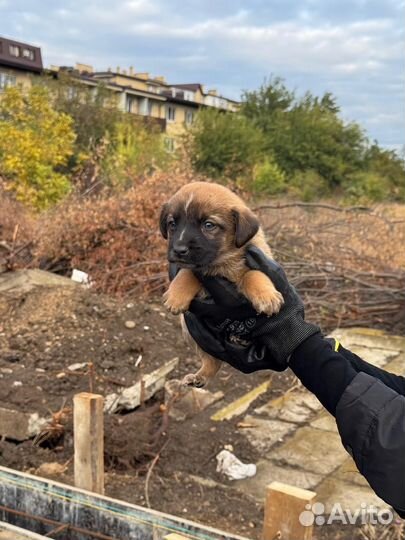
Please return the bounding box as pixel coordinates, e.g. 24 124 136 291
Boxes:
172 83 240 104
0 36 43 73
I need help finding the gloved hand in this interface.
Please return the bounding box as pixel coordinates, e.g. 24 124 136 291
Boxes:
177 245 320 373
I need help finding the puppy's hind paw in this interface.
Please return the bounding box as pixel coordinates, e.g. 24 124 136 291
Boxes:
181 373 207 388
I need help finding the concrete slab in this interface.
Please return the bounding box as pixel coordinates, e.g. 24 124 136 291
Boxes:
346 345 399 368
255 391 322 424
335 459 369 488
310 412 337 433
271 427 348 476
384 352 405 376
211 380 271 421
238 415 295 452
330 328 405 353
316 476 387 514
234 459 322 502
0 407 48 441
0 269 77 294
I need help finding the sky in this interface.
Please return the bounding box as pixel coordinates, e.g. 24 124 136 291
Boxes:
1 0 404 151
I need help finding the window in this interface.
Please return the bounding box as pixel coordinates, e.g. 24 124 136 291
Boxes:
184 91 195 102
0 72 17 90
22 48 35 61
185 110 194 125
166 106 176 122
164 137 175 153
9 45 20 57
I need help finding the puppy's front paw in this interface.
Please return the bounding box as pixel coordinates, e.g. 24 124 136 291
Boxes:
250 289 284 316
181 373 207 388
163 289 191 315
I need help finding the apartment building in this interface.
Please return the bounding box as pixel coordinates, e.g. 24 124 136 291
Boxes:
0 35 239 149
0 36 43 91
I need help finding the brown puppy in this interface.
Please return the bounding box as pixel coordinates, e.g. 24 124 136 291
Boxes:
159 182 283 387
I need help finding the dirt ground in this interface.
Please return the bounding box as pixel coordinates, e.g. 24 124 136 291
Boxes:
0 275 397 540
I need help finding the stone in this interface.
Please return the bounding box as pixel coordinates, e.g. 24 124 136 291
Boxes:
384 352 405 376
330 328 405 353
347 345 399 368
0 269 77 294
211 380 271 421
255 390 322 424
316 476 387 514
271 427 348 476
310 412 337 432
335 459 369 487
238 415 295 452
165 379 224 421
234 459 322 502
104 357 179 413
124 320 136 329
0 407 48 441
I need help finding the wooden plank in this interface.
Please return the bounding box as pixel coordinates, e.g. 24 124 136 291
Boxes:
262 481 316 540
211 380 271 421
73 392 104 494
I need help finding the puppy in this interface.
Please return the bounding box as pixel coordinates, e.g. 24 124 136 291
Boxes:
159 182 283 387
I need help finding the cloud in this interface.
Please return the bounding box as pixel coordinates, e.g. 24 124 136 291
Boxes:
0 0 403 148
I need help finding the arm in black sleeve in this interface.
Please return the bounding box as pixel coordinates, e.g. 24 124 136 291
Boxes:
290 334 405 516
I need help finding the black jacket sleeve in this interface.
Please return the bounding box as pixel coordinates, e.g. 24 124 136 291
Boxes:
336 372 405 517
290 334 405 517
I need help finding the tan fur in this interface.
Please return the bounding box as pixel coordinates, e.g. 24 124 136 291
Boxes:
162 182 284 387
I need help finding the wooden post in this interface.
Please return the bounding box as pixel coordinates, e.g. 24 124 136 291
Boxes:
263 481 316 540
73 392 104 494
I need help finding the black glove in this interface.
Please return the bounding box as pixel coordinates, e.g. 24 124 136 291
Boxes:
178 245 320 373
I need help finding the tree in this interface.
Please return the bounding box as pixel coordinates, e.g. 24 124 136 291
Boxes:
0 86 75 209
185 108 265 180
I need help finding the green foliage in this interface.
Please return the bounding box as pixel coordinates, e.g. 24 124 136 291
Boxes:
43 73 121 154
0 86 75 209
102 117 170 188
288 170 331 201
251 157 287 195
343 171 392 203
242 80 366 187
185 108 265 180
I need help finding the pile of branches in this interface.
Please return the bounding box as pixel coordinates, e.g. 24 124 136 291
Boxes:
257 202 405 334
1 178 404 334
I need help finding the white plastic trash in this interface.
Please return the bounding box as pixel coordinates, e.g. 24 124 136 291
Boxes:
71 269 90 286
216 449 257 480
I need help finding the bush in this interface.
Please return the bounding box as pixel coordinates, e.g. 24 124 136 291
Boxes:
343 171 392 203
288 170 331 201
185 108 264 180
250 157 287 195
101 118 170 188
0 86 75 209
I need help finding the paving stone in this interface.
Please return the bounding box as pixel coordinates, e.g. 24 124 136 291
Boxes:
0 407 48 441
384 352 405 376
316 476 387 514
255 391 322 424
330 328 405 353
271 427 348 476
234 459 322 502
310 412 337 432
335 459 369 488
164 380 224 421
346 345 399 368
238 415 295 452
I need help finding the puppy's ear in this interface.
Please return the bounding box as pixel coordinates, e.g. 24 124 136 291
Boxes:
159 203 169 239
232 208 259 248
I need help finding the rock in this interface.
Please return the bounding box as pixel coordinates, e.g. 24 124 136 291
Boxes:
0 407 48 440
36 462 67 477
124 320 136 329
165 379 224 421
67 362 87 371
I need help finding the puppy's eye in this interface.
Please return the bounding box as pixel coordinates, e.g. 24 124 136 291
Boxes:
167 218 176 231
203 220 217 231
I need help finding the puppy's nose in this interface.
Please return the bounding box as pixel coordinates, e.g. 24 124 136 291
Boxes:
173 244 189 257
